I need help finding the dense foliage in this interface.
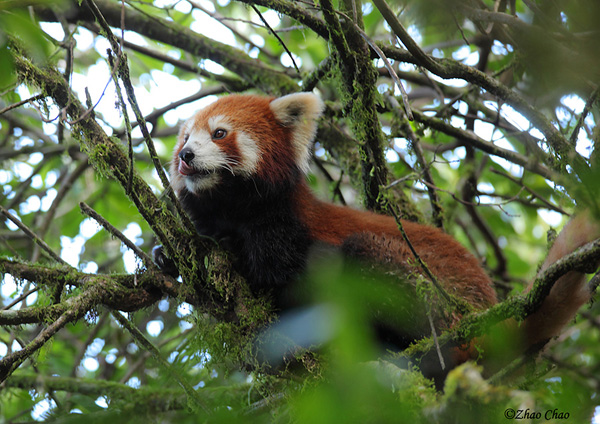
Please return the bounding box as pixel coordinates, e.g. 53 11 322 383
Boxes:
1 0 600 422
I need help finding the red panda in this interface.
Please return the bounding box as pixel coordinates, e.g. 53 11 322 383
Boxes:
160 92 598 379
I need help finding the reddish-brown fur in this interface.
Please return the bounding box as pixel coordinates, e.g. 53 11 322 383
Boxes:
292 182 497 310
170 93 599 377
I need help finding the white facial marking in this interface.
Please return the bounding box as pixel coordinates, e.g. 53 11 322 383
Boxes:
184 173 221 193
208 115 230 132
236 131 260 176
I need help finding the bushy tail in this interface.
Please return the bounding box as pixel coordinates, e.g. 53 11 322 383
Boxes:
522 211 600 348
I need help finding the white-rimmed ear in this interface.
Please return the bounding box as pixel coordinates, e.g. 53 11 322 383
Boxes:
270 92 325 174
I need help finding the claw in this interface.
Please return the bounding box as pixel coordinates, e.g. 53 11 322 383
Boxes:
152 245 179 278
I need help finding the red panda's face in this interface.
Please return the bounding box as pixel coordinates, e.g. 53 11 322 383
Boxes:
170 93 324 195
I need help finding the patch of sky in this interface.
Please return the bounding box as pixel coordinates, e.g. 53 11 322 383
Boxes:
121 222 143 273
121 30 148 47
127 377 141 389
73 27 95 51
127 342 138 355
177 302 193 317
452 46 480 66
41 188 57 212
158 299 170 312
95 397 109 409
406 25 422 44
429 72 468 87
0 170 11 185
167 351 179 364
180 320 194 331
1 274 17 305
560 94 594 158
31 175 43 190
40 22 65 41
81 262 98 273
32 397 57 421
385 148 399 163
85 312 99 325
93 36 112 59
146 319 164 337
442 146 464 170
106 348 118 364
191 8 235 46
431 48 444 59
491 40 513 55
19 195 41 215
398 62 416 72
60 235 86 268
4 209 20 231
15 136 34 150
497 235 507 248
281 52 302 69
250 34 265 48
476 181 496 205
85 338 105 358
82 357 99 372
538 209 563 227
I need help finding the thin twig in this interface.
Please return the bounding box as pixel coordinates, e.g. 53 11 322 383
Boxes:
110 311 210 414
1 287 41 311
251 4 300 74
385 204 467 314
79 202 154 269
312 157 347 205
108 51 135 195
569 87 599 146
0 94 45 115
489 168 569 216
385 93 441 226
425 294 446 371
372 0 437 70
33 160 89 262
188 0 278 61
0 205 69 266
114 85 229 137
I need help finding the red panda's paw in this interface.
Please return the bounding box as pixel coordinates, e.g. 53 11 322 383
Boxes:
152 245 179 278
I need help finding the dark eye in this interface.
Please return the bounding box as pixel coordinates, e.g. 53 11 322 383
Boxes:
183 133 190 142
212 129 227 139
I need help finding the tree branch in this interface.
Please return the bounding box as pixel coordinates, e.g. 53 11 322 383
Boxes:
406 237 600 358
35 0 298 93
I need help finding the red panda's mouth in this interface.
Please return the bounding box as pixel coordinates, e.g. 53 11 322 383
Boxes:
178 160 213 177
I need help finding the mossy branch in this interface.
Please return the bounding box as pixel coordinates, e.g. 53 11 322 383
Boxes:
0 257 180 321
319 0 392 213
0 285 97 382
4 373 256 414
35 0 298 94
406 237 600 358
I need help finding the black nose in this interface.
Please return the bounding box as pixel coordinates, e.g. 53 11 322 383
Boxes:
179 147 195 165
